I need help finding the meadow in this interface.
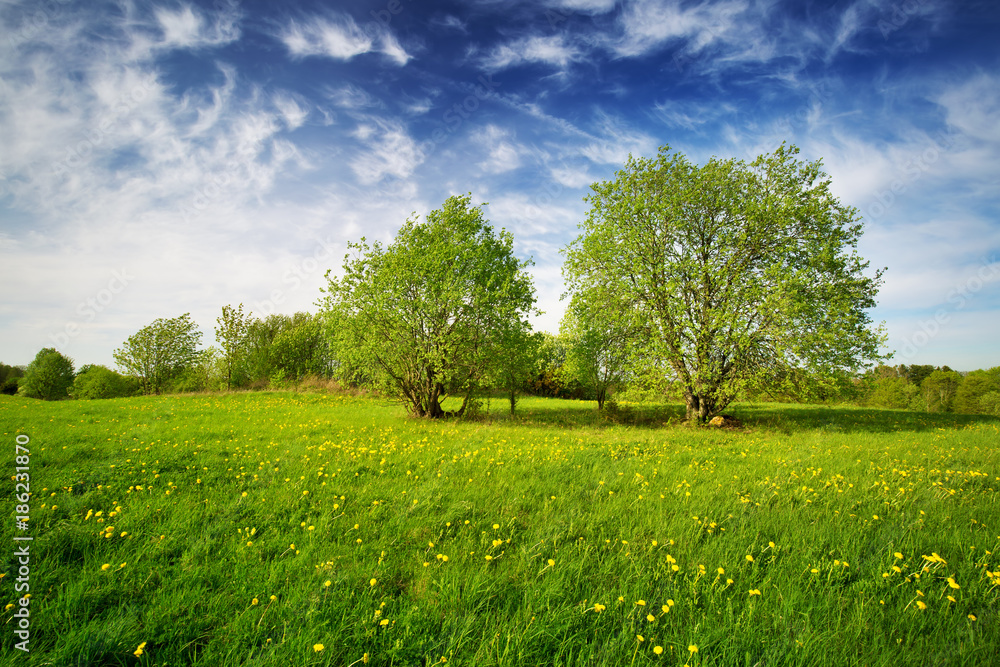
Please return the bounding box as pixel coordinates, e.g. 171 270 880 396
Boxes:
1 392 998 666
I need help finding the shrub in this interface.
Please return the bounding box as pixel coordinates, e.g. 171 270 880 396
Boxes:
20 348 74 400
72 365 140 399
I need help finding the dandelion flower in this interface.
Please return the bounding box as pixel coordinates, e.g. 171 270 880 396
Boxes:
485 555 493 561
252 598 258 605
653 646 663 655
379 619 389 626
314 644 324 652
370 578 377 587
101 564 110 571
947 577 960 589
916 601 927 610
688 644 698 654
894 552 903 559
749 589 761 596
637 635 644 642
324 580 332 588
717 567 725 575
270 595 277 601
134 642 146 657
968 614 977 621
646 614 655 622
548 559 555 567
593 603 606 612
746 555 754 563
636 599 646 606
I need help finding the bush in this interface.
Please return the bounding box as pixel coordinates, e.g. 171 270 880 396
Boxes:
20 348 75 400
1 377 20 395
72 365 140 399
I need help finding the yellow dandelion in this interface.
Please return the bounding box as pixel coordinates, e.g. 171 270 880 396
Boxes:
101 564 110 571
134 642 147 657
653 646 663 655
947 577 960 589
593 603 606 612
746 555 754 563
314 643 324 652
646 614 655 622
485 555 493 561
379 619 389 626
916 601 927 610
688 644 698 654
252 598 258 605
749 589 761 596
636 599 646 606
768 541 775 548
270 595 277 601
637 635 645 642
370 578 377 587
894 552 903 559
324 580 331 588
717 567 725 575
968 614 977 621
548 559 555 567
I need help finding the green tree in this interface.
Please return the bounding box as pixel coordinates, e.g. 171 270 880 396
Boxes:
71 365 139 399
321 194 537 418
113 314 203 395
953 369 999 415
20 348 75 400
216 303 250 390
271 313 332 381
486 327 542 414
0 362 25 395
919 369 962 412
559 295 634 410
563 144 886 423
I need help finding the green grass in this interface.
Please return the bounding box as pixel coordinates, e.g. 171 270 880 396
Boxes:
1 392 998 666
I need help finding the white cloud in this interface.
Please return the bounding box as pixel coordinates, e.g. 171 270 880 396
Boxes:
937 72 1000 144
472 125 524 173
277 13 411 65
155 3 241 50
273 93 309 130
482 35 581 71
349 119 426 184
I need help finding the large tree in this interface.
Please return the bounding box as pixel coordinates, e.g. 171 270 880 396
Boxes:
321 194 537 418
563 144 886 423
216 303 250 390
113 313 203 395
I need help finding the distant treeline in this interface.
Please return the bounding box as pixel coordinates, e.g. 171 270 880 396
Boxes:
4 323 999 418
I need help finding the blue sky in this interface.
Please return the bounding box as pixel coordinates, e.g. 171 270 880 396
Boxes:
1 0 998 371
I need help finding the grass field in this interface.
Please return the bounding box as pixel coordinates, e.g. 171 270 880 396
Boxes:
1 392 998 666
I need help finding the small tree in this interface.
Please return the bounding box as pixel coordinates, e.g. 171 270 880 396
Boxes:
563 144 886 422
21 348 74 400
216 303 250 390
113 314 203 394
559 295 634 410
321 194 537 418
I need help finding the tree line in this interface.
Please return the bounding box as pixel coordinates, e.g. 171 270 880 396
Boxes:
4 144 997 420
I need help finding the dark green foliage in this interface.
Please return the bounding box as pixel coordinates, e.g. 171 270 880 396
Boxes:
71 364 140 399
20 347 75 400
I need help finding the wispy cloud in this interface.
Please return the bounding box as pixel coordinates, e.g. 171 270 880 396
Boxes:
277 12 411 65
349 119 426 184
481 34 581 71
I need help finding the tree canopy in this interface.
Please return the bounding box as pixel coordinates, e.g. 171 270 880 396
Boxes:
563 144 886 422
113 313 203 395
321 194 537 418
20 348 74 400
